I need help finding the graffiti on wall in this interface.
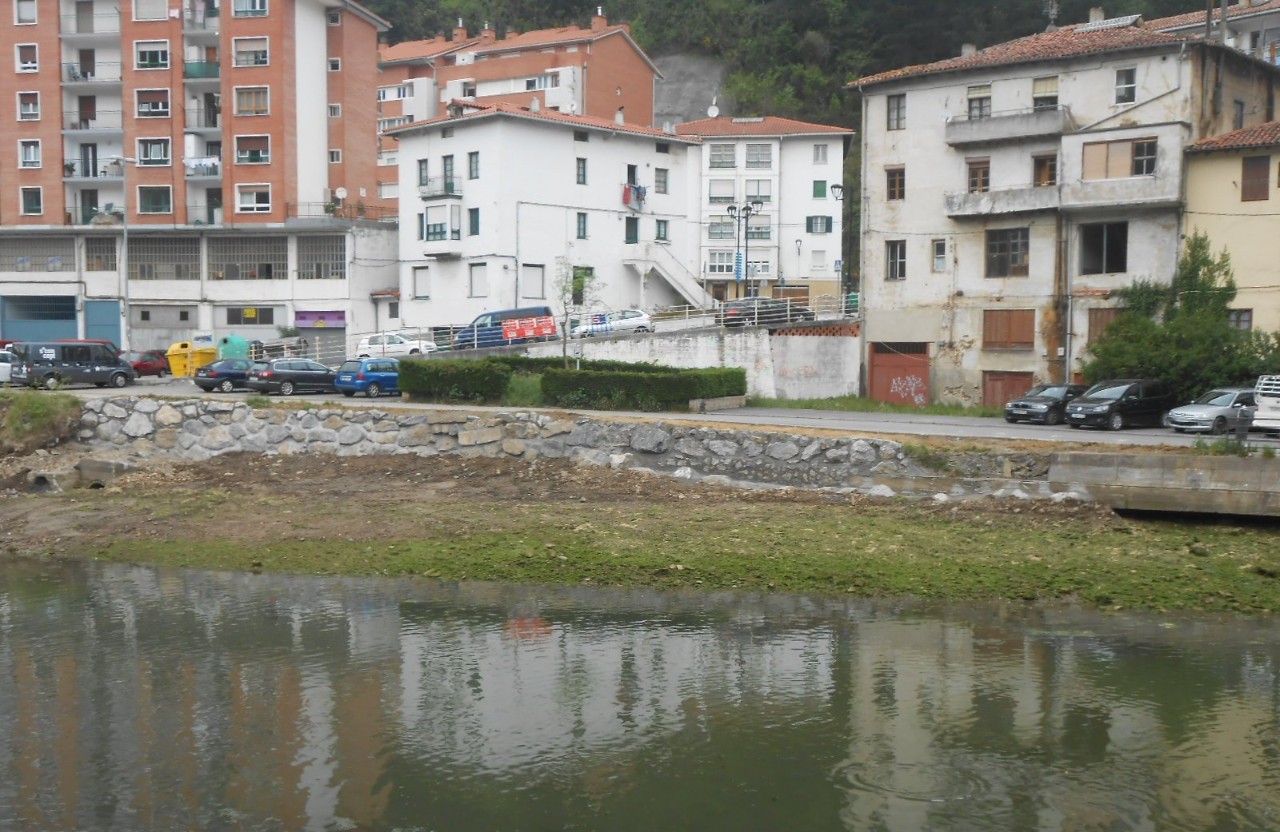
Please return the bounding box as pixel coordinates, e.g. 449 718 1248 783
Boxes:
889 374 927 406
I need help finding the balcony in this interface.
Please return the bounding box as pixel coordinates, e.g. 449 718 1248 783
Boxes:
184 61 220 80
63 110 124 131
185 157 221 178
1059 172 1180 212
945 106 1071 147
418 177 462 200
59 12 122 36
62 158 126 179
185 108 220 130
944 185 1061 217
63 62 122 84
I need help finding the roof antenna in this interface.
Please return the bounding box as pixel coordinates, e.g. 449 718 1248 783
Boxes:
1043 0 1060 30
707 94 719 119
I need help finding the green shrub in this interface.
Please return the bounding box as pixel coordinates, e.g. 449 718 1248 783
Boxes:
399 358 512 403
540 366 745 411
0 390 83 454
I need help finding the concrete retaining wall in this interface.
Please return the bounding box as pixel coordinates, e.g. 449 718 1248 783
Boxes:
1051 452 1280 516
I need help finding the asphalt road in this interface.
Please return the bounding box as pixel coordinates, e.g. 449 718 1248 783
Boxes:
58 375 1259 450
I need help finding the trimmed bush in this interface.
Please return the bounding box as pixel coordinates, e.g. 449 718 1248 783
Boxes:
541 366 745 411
399 358 512 403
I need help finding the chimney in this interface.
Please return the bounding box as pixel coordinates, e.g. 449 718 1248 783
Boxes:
480 21 495 43
504 28 519 39
615 106 625 125
960 43 977 57
453 19 467 41
592 6 607 31
1089 7 1106 23
530 98 541 112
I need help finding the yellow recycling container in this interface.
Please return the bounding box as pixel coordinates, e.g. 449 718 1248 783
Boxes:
166 341 218 377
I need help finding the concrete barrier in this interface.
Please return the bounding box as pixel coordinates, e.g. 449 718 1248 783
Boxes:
1050 452 1280 516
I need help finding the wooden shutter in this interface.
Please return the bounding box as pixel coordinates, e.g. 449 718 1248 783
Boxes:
1242 155 1270 201
983 309 1034 349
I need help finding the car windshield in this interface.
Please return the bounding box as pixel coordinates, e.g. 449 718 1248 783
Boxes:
1194 390 1237 406
1084 383 1131 400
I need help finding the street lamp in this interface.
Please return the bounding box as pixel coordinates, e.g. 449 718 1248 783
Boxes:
104 156 137 351
727 200 764 298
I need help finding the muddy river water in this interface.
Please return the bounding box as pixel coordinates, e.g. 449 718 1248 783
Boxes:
1 560 1277 831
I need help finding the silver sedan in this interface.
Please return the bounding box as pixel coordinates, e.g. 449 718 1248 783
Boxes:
1164 387 1256 434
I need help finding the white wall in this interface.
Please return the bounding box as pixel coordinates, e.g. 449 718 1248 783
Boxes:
293 1 331 206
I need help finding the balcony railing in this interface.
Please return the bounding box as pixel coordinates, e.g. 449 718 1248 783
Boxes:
184 6 219 30
63 62 122 83
59 13 122 35
944 185 1061 217
184 61 220 79
945 105 1072 147
287 202 398 223
417 177 462 199
63 110 124 130
184 158 221 177
1059 172 1180 211
184 108 220 129
62 158 126 178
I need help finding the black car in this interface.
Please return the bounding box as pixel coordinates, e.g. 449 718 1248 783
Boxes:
718 297 816 327
1066 378 1176 430
1004 383 1088 426
194 358 254 393
245 359 337 396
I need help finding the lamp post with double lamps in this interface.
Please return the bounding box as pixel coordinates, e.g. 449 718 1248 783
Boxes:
102 155 138 351
727 200 764 298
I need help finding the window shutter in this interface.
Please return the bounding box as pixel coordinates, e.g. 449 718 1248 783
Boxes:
1082 143 1107 180
1242 156 1270 201
1033 76 1058 96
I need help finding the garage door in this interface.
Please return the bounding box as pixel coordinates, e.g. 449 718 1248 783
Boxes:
869 342 930 406
982 371 1035 407
0 295 77 341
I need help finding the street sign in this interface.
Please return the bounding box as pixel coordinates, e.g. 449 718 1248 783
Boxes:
735 251 744 282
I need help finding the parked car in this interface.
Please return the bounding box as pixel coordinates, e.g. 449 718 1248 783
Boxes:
1004 383 1088 425
0 349 13 385
193 358 255 392
7 341 137 389
335 357 400 398
124 350 170 377
1164 387 1256 434
354 332 438 358
1066 378 1176 430
718 297 815 327
453 306 557 349
572 309 655 338
245 359 337 396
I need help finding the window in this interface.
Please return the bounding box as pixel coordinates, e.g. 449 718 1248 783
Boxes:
1228 309 1253 331
137 186 172 213
811 250 827 271
746 216 769 240
327 9 340 25
967 85 991 119
328 149 341 163
227 307 274 325
1081 138 1158 179
656 219 669 241
709 144 735 168
462 207 477 236
709 217 735 239
746 179 771 203
232 0 267 15
135 41 169 69
656 141 670 154
1115 68 1136 104
986 228 1029 277
887 94 905 130
1087 307 1123 343
932 239 946 271
708 251 735 274
1080 222 1128 274
576 212 588 239
235 87 269 115
1234 100 1246 130
1033 154 1057 187
814 143 829 163
983 309 1035 349
18 92 39 120
967 158 990 193
136 89 170 117
328 104 341 117
806 216 833 234
1242 156 1269 201
418 211 445 241
469 263 488 297
1032 76 1058 111
235 135 270 164
233 37 269 67
886 167 905 200
574 130 589 142
416 159 429 186
19 140 40 168
709 180 734 203
745 144 772 168
520 264 545 299
468 151 479 179
328 58 340 72
19 186 42 215
625 216 639 244
655 167 669 194
16 44 37 72
885 240 906 280
16 0 35 24
575 157 587 185
236 183 271 213
137 138 170 165
813 180 828 198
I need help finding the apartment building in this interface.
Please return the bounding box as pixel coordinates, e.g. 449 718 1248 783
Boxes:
388 101 703 331
675 115 852 304
374 10 660 212
0 0 395 352
854 12 1280 406
1153 0 1280 64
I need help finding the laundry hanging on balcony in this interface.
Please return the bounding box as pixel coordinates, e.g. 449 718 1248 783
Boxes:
621 183 646 209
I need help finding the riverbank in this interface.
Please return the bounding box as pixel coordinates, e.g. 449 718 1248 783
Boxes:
3 450 1278 614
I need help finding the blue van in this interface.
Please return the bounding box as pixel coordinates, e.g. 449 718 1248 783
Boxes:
335 357 400 398
453 306 556 349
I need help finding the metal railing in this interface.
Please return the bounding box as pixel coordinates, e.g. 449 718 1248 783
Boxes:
59 13 122 34
287 202 398 222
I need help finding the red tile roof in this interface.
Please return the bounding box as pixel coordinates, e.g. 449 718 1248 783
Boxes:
853 20 1189 88
675 115 852 137
379 23 657 75
1149 0 1280 31
379 37 473 64
476 23 629 52
1188 120 1280 152
387 101 700 142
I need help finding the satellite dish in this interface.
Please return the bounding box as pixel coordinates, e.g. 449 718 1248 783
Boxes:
334 187 348 200
707 94 719 119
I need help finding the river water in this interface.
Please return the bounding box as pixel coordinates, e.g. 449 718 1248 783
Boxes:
0 560 1276 832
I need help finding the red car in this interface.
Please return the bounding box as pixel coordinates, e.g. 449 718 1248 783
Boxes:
124 350 171 377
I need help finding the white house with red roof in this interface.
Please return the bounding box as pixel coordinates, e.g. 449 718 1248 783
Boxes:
1152 0 1280 64
674 116 854 304
387 101 706 332
852 10 1280 408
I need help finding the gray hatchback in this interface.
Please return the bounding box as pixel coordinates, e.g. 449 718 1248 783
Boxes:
1163 387 1256 434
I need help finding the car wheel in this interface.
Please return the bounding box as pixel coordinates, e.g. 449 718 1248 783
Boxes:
1108 411 1125 431
279 381 295 396
109 372 129 388
1211 417 1227 435
342 390 355 398
1004 416 1017 423
218 379 235 393
1045 409 1063 426
1069 423 1082 429
358 354 370 359
1173 427 1185 433
366 383 381 398
43 375 61 391
409 349 420 355
635 326 650 333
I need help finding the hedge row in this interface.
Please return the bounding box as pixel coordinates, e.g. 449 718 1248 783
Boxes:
398 358 511 403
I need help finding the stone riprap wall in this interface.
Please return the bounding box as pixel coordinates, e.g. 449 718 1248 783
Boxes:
77 397 1063 501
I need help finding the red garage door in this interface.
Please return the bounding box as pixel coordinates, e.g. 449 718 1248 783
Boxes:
983 371 1035 408
869 342 931 406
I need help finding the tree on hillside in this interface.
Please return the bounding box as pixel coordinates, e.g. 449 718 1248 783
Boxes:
1082 232 1280 402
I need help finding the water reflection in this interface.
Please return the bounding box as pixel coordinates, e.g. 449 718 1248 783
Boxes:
0 560 1276 831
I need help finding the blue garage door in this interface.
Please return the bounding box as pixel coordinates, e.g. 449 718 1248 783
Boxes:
84 300 122 345
0 295 77 341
